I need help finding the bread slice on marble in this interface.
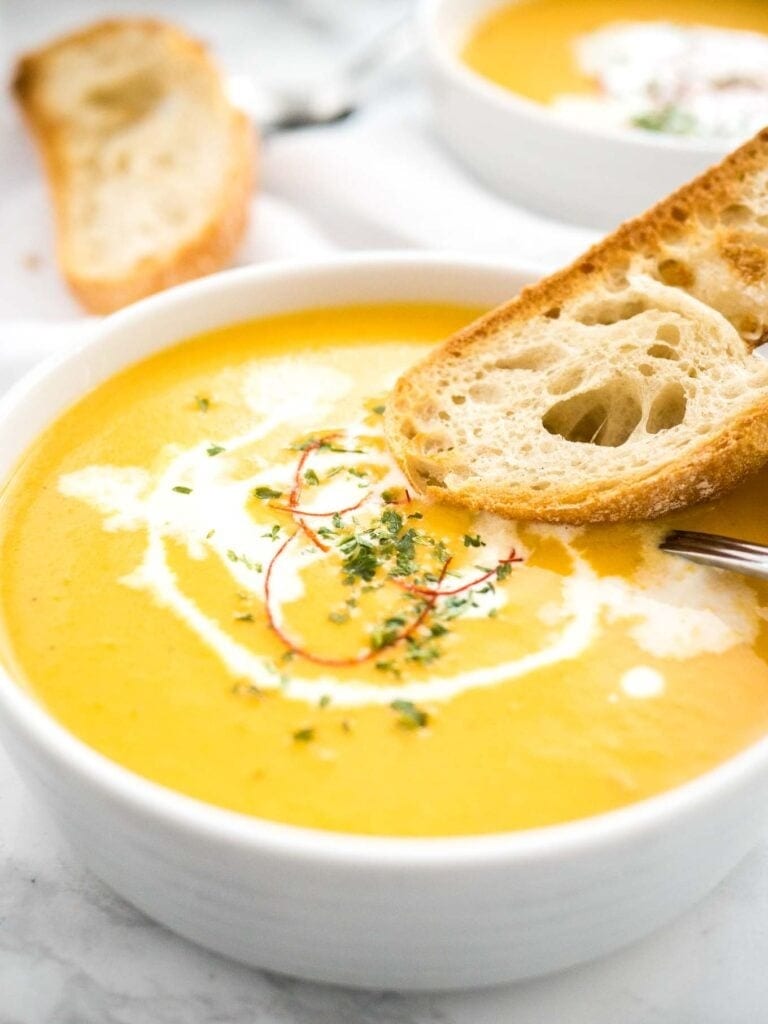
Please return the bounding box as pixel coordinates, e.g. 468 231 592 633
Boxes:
386 129 768 523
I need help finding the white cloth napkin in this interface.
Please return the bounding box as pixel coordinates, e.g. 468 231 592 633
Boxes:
0 91 598 395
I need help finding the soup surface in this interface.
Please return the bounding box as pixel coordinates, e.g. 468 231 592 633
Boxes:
462 0 768 139
2 303 768 836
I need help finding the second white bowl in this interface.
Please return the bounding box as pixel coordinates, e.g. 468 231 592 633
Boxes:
421 0 732 229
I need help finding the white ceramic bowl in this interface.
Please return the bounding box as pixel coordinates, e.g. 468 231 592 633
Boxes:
421 0 732 229
2 254 768 991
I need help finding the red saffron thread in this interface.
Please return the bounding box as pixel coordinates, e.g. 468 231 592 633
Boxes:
269 493 370 518
391 549 522 598
287 438 339 553
263 533 452 667
258 434 523 666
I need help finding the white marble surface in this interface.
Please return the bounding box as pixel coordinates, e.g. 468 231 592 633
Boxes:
1 1 768 1019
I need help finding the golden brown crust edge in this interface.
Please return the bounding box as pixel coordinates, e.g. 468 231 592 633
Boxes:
428 128 768 355
385 129 768 523
12 18 256 315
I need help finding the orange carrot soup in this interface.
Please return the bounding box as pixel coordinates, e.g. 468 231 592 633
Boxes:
2 302 768 835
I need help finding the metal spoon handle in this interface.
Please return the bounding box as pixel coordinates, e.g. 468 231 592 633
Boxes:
228 15 415 133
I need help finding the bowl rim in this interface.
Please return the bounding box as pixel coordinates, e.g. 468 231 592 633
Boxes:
418 0 736 158
1 249 768 868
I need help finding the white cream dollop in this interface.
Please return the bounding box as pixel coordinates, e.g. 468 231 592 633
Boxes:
552 21 768 140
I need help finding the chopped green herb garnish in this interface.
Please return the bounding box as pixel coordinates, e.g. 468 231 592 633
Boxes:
262 524 281 541
380 508 403 535
233 612 254 622
496 561 513 581
372 404 386 415
631 106 696 135
328 610 350 625
370 614 409 651
172 485 192 494
194 395 210 412
404 638 441 665
226 550 262 572
463 533 485 548
318 694 332 708
253 486 283 501
375 659 401 676
206 444 225 457
205 529 215 540
390 699 429 729
293 727 315 743
432 540 450 564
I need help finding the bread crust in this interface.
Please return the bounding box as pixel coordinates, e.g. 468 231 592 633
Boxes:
13 18 256 314
386 129 768 523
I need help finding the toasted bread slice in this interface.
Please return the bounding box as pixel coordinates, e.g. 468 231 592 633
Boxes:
386 130 768 524
13 18 255 314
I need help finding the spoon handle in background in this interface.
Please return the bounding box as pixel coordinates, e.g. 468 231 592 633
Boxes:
227 14 415 133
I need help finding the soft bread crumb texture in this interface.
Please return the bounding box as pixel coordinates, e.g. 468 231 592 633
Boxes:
13 19 256 313
386 129 768 523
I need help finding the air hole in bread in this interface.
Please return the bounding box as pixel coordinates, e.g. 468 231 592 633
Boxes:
544 307 561 319
548 366 586 395
660 223 685 244
542 382 642 447
638 363 655 377
697 207 717 229
720 203 753 226
605 272 629 292
655 323 681 347
451 395 465 405
646 382 687 434
574 297 649 327
732 314 762 340
671 205 688 223
494 345 562 371
657 258 695 288
647 342 678 360
84 74 162 126
422 441 448 457
438 411 449 422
